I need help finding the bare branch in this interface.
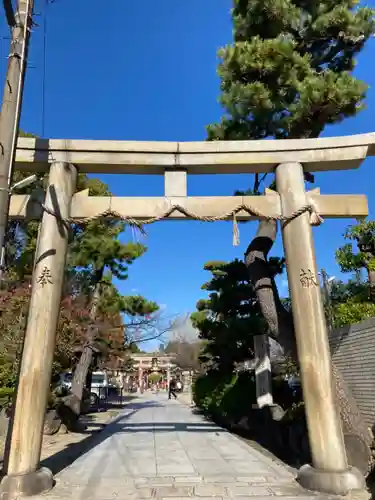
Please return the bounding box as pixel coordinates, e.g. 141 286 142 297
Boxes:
124 312 178 346
130 330 166 345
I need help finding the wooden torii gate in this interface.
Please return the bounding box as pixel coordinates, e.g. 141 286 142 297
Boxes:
1 134 374 498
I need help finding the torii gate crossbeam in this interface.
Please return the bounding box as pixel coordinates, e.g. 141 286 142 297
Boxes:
13 133 375 174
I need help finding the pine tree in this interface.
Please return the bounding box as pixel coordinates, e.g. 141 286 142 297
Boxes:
207 0 375 471
65 204 156 414
208 0 374 142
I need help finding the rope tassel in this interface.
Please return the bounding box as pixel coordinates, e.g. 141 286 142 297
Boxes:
309 211 323 226
307 199 324 227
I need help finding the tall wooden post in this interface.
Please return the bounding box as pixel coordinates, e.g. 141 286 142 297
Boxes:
1 162 77 499
254 335 273 408
275 162 364 495
0 0 34 280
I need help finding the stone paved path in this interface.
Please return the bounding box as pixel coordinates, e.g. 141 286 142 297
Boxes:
37 394 333 500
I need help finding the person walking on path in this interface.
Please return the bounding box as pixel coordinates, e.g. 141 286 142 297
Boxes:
169 378 178 400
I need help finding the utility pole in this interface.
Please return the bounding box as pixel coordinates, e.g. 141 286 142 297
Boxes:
321 268 334 331
0 0 34 279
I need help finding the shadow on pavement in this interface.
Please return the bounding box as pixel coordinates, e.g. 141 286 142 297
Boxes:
115 422 226 433
41 400 164 475
85 395 136 413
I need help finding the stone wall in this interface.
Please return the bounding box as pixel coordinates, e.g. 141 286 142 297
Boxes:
330 317 375 432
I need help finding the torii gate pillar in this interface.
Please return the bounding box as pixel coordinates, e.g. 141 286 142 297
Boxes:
276 162 364 495
1 162 77 499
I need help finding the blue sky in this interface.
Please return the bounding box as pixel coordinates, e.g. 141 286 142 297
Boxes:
1 0 375 350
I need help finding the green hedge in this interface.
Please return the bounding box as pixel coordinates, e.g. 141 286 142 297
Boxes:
193 370 296 422
193 370 256 422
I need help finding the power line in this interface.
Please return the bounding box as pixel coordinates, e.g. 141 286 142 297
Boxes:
41 0 48 137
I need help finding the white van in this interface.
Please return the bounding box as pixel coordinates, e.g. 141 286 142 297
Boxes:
90 371 109 405
59 370 109 406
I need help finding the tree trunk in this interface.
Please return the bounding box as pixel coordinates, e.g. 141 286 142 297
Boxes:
70 345 94 412
244 220 372 473
62 270 103 420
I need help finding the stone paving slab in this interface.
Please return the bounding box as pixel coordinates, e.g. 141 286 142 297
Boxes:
31 394 342 499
